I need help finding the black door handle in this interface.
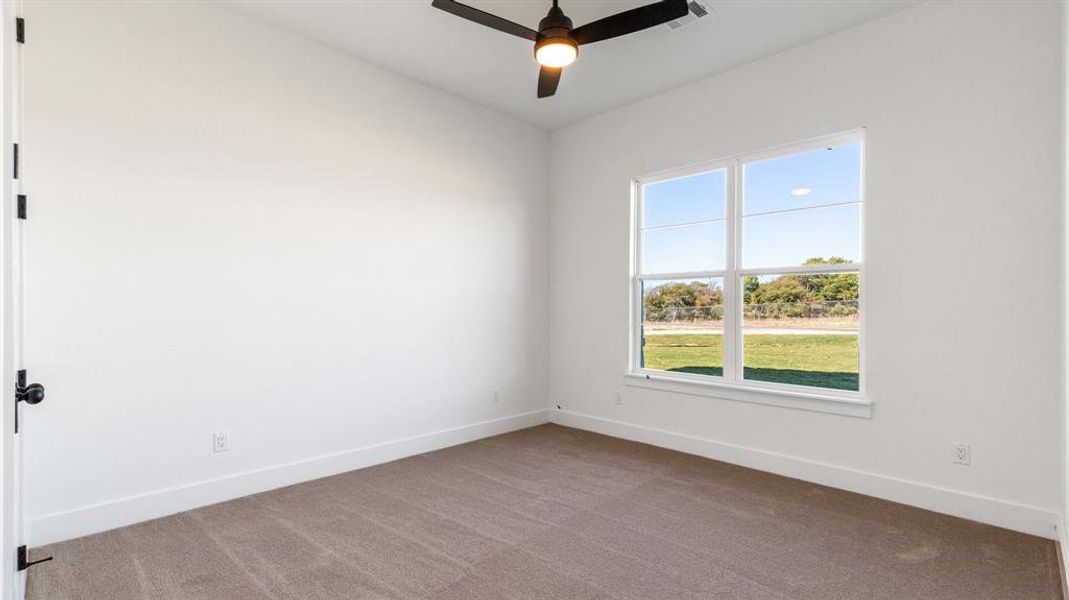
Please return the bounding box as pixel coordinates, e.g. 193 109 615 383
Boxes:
17 382 44 405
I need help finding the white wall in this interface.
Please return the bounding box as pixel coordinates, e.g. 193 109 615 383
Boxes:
20 0 549 544
549 0 1064 537
1062 0 1069 572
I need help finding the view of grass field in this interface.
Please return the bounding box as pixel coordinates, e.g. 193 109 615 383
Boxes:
642 333 859 391
640 259 860 392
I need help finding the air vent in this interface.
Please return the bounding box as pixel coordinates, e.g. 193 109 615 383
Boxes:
666 0 710 30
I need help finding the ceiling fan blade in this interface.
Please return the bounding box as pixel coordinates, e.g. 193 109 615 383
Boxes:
537 66 562 98
431 0 538 41
572 0 688 45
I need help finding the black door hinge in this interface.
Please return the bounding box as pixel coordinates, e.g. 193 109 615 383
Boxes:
17 194 26 220
13 143 18 179
16 18 24 44
16 545 52 571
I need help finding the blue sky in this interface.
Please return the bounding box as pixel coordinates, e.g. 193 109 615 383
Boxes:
642 142 861 274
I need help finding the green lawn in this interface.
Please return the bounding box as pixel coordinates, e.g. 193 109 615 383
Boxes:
642 333 859 391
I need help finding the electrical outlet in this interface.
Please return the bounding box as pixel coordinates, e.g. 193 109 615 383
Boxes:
952 443 970 465
212 431 229 453
492 389 501 403
614 390 623 406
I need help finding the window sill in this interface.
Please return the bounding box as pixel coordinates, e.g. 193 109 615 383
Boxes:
623 372 872 418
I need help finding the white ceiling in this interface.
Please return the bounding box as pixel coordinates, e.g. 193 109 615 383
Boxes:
222 0 918 129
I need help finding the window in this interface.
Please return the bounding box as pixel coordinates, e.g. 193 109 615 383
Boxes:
632 132 863 398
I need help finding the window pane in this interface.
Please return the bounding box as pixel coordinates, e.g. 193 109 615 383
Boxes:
641 278 724 378
741 273 859 391
642 221 725 274
643 170 726 228
743 142 861 216
742 204 860 269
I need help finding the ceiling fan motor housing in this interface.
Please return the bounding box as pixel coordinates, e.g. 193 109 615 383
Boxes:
534 5 578 58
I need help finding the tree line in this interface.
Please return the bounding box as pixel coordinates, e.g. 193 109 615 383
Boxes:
644 257 858 321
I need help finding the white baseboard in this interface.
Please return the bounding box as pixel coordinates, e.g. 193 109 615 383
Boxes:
1057 516 1068 598
551 409 1059 540
28 409 550 546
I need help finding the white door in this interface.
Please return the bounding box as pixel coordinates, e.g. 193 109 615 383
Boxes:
0 3 16 594
3 3 41 598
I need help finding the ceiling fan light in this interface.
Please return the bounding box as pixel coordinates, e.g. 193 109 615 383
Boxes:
535 37 578 68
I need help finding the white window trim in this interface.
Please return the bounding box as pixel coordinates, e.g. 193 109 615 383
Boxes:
628 129 869 418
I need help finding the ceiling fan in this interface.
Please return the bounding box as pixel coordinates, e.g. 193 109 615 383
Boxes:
431 0 689 98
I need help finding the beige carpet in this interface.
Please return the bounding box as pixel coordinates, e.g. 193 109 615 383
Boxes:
27 424 1062 599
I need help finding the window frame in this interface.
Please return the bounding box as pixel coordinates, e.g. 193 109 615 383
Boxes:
628 130 868 416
